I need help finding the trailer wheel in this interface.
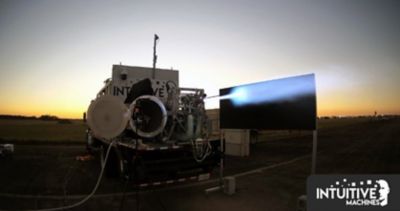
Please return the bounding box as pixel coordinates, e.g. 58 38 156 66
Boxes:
86 130 101 154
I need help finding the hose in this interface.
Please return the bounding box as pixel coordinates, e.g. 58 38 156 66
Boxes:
0 141 116 211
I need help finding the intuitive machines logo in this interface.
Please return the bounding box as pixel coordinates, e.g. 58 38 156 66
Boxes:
316 178 390 207
308 175 400 211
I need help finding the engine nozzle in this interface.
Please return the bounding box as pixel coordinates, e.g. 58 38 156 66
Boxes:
129 95 167 138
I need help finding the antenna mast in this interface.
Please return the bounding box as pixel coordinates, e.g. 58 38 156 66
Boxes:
152 34 159 79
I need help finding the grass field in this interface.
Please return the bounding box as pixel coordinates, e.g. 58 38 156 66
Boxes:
0 117 384 144
0 119 86 143
0 117 399 211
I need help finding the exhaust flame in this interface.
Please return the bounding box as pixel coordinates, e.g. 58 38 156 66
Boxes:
215 74 316 107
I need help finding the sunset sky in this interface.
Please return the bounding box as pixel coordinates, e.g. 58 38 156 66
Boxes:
0 0 399 118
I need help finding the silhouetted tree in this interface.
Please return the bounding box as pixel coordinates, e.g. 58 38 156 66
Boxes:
39 115 59 121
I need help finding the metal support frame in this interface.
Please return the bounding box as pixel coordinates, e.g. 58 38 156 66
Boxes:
219 130 225 184
205 130 225 194
311 130 318 174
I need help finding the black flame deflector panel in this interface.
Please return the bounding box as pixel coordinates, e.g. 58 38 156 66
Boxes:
219 74 316 130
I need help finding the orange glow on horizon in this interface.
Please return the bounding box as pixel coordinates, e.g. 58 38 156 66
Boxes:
0 106 85 119
1 101 399 119
1 66 399 119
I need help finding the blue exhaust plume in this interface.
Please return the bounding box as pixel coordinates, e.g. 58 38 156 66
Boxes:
220 74 315 107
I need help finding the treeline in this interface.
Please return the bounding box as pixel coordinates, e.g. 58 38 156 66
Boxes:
1 114 60 121
0 115 37 120
319 115 400 119
0 114 74 124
